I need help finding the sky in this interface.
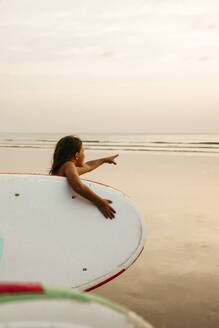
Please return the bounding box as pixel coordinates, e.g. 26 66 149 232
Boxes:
0 0 219 133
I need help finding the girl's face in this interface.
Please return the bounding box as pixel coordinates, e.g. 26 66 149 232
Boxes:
74 144 85 167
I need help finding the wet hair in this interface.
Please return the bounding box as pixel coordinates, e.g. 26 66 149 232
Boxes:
49 135 82 175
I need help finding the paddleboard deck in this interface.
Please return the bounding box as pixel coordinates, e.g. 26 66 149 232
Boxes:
0 174 145 291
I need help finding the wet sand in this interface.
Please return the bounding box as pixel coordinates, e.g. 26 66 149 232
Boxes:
1 148 219 328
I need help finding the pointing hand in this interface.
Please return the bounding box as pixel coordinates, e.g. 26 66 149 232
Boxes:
104 154 119 165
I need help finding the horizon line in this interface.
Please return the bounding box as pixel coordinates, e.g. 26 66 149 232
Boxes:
0 131 219 135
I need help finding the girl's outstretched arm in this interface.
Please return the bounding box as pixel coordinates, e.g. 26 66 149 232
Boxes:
77 154 119 176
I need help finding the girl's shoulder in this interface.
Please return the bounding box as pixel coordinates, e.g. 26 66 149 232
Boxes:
63 160 75 167
58 161 75 176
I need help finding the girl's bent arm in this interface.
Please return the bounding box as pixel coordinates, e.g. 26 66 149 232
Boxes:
64 162 116 219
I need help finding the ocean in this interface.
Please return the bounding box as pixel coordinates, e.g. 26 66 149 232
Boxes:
0 132 219 155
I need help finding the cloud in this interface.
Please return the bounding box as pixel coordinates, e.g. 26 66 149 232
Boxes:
199 56 209 62
192 22 217 31
207 24 217 30
102 51 114 58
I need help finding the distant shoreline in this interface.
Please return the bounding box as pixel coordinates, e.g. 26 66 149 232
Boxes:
1 132 219 156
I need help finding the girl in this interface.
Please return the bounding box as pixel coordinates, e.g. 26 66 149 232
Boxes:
49 135 118 219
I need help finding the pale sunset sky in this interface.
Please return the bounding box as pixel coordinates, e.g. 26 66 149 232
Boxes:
0 0 219 133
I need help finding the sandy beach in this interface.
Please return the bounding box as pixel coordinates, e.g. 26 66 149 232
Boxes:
1 148 219 328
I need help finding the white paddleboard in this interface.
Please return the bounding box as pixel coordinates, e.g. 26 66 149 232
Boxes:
0 283 153 328
0 174 145 291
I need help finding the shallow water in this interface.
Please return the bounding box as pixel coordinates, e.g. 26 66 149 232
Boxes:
1 132 219 155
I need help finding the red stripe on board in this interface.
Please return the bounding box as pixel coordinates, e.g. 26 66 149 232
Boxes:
0 173 50 176
127 246 144 269
82 179 125 194
85 269 126 292
0 173 123 193
0 283 44 294
83 179 110 188
85 246 144 292
0 174 124 194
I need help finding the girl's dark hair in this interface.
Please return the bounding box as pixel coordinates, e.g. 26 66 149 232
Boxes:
49 135 82 175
